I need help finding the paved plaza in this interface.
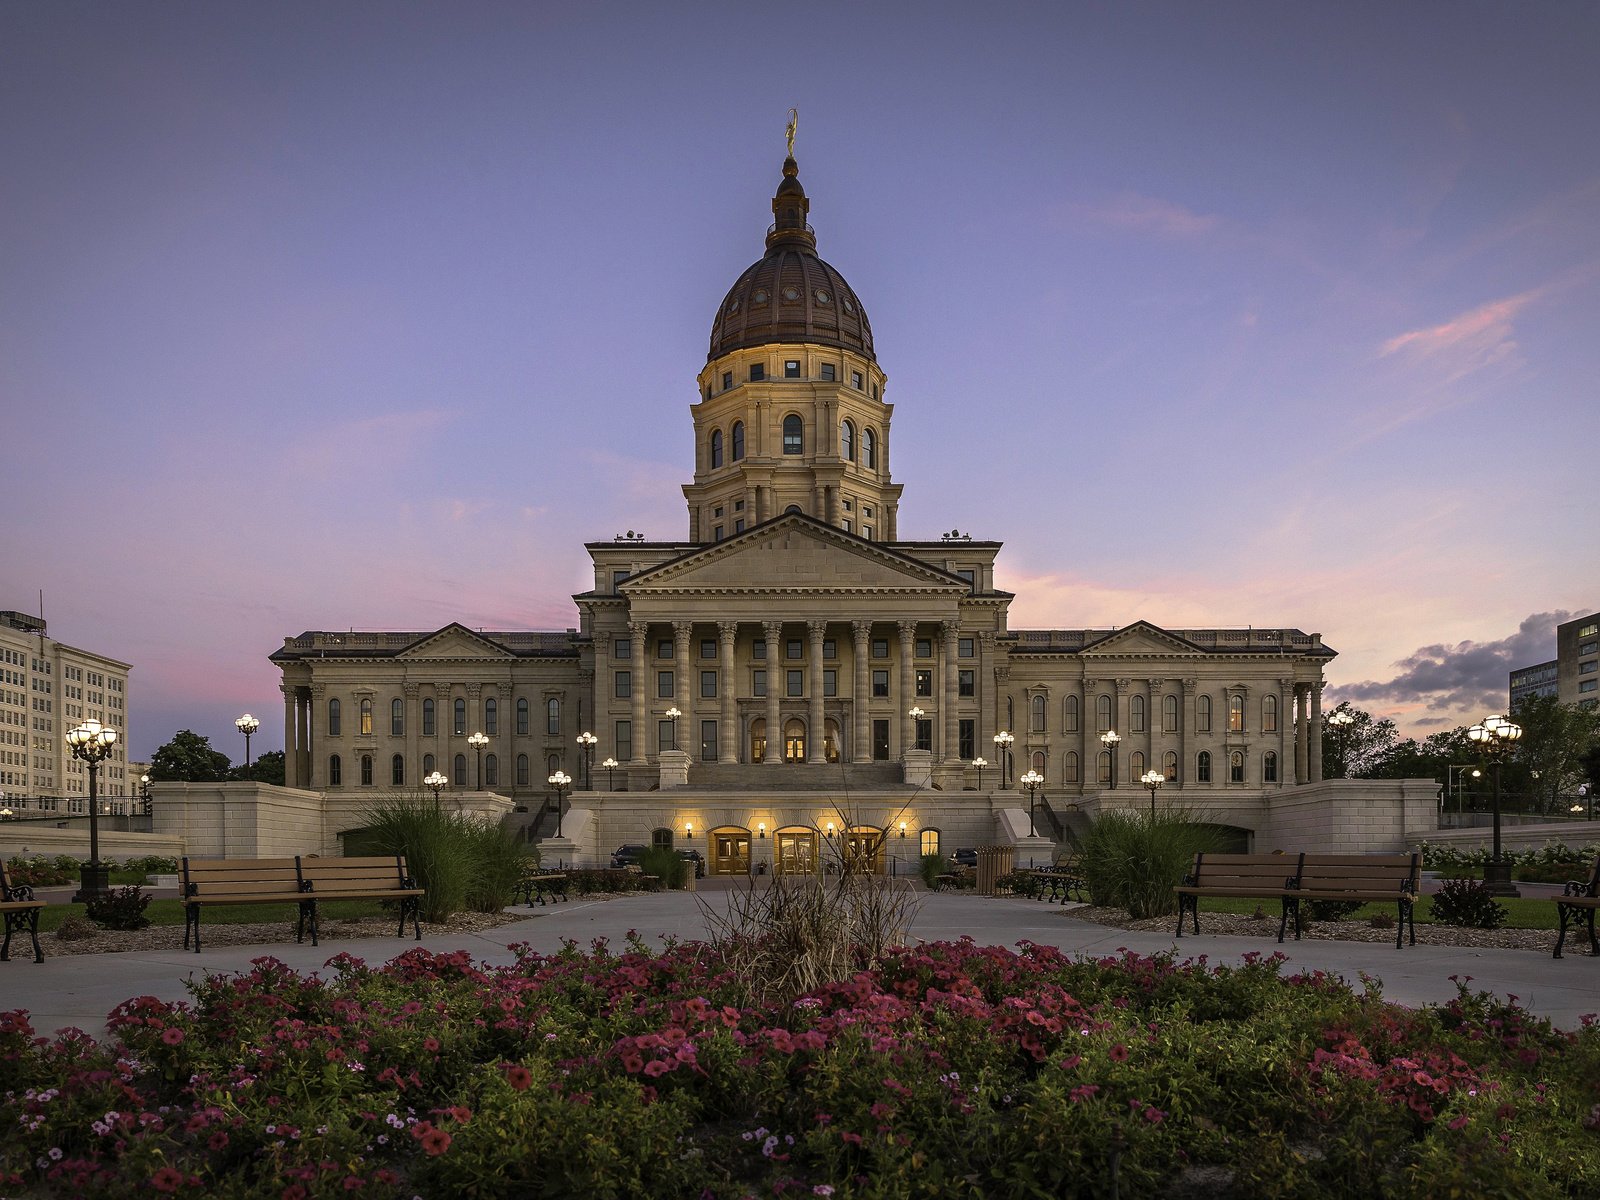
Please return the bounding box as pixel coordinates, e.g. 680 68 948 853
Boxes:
5 881 1596 1040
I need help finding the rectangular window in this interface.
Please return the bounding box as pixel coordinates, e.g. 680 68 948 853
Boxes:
823 669 837 697
1580 623 1598 637
657 671 674 698
753 670 767 697
820 363 835 381
614 638 630 659
722 371 733 390
786 638 803 660
957 569 975 592
734 518 745 533
915 639 932 658
959 637 974 658
959 719 975 760
700 670 717 698
822 639 836 659
914 717 932 752
714 526 724 541
749 363 765 382
658 720 676 753
851 370 863 389
1581 680 1598 694
658 640 672 659
615 671 631 699
863 526 872 540
1580 640 1598 655
842 519 852 533
1581 660 1598 675
701 639 716 659
872 639 889 659
700 719 718 761
734 499 744 511
958 670 974 697
872 669 889 698
873 719 890 760
612 570 629 593
784 360 801 378
915 669 933 697
753 639 767 660
786 669 803 697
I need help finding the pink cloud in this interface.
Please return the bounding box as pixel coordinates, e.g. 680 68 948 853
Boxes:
1376 286 1548 387
1071 192 1221 238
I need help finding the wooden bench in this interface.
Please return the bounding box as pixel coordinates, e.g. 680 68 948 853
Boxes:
0 860 46 964
182 855 423 953
1175 853 1303 942
519 869 570 907
1291 853 1421 950
1552 855 1600 959
1034 856 1086 904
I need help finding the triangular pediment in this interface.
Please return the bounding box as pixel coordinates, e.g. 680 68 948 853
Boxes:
1081 621 1205 657
397 623 514 660
625 515 968 594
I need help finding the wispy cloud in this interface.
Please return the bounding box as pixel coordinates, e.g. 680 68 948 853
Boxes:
1070 192 1221 238
1378 287 1544 381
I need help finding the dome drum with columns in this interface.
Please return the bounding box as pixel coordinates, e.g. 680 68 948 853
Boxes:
270 135 1350 873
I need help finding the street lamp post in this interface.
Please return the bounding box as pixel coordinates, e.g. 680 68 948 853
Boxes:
1100 729 1121 789
1019 768 1044 837
467 731 489 789
992 731 1014 789
664 707 682 752
1140 768 1165 820
423 769 448 807
547 771 572 838
1467 714 1523 896
972 757 988 792
139 773 152 817
234 713 260 770
908 707 925 753
1326 709 1355 777
576 731 598 789
600 757 619 790
66 719 118 901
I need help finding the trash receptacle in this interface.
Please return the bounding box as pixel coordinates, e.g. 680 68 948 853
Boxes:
975 845 1015 895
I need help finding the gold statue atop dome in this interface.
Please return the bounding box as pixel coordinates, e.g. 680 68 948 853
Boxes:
785 107 798 158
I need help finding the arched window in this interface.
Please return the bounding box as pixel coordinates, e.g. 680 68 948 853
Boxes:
1131 695 1146 732
710 428 723 468
1263 751 1278 783
516 698 529 735
1030 694 1046 732
920 828 940 857
391 698 404 737
1262 695 1278 733
1197 695 1212 732
1197 751 1212 783
1063 751 1079 784
423 753 435 776
862 427 877 469
1229 695 1245 732
327 698 342 737
391 754 404 786
1230 750 1245 782
731 421 745 461
547 753 560 776
546 698 560 736
1096 694 1112 731
1130 751 1146 778
1097 751 1111 784
359 698 373 735
328 754 342 786
1031 750 1045 773
1162 750 1178 781
485 753 498 786
453 698 466 735
422 699 435 737
360 754 373 786
516 754 529 786
485 697 498 736
782 413 803 455
841 419 855 461
1064 695 1079 732
1162 695 1178 732
453 754 467 786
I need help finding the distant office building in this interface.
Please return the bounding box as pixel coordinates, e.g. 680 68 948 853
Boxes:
0 610 133 800
1510 610 1600 712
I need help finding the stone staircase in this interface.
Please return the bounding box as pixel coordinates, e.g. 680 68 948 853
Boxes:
684 761 916 793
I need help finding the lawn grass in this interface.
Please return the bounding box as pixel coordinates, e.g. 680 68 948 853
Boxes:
1194 893 1560 930
37 897 389 933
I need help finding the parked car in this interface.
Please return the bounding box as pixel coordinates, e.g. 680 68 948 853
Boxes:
676 848 706 878
952 847 978 868
610 844 648 869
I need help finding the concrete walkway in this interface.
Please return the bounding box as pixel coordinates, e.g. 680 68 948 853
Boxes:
5 882 1596 1039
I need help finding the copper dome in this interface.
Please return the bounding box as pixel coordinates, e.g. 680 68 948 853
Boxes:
707 157 875 363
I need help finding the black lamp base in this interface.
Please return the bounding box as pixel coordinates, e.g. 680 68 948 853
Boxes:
1482 859 1521 898
72 862 112 904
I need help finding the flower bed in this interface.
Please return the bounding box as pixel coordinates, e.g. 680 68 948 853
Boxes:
3 938 1598 1198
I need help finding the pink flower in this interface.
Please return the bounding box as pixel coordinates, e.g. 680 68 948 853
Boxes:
1109 1043 1129 1062
504 1065 532 1091
421 1127 451 1156
161 1027 185 1046
643 1060 670 1077
422 1037 440 1052
1143 1106 1164 1124
151 1166 184 1193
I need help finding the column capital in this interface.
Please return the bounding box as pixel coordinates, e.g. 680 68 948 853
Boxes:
1114 677 1132 692
308 682 325 701
403 682 420 699
940 620 958 643
672 620 693 640
718 620 739 643
762 619 783 639
466 682 482 701
628 620 650 640
806 618 828 639
573 672 591 690
280 683 295 699
897 620 918 641
978 630 998 649
851 619 874 640
994 665 1011 684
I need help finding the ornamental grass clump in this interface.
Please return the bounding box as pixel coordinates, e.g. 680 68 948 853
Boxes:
360 793 532 922
637 845 688 889
1079 808 1221 919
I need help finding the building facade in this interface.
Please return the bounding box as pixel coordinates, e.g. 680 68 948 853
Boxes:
1510 610 1599 713
0 610 133 805
271 149 1337 866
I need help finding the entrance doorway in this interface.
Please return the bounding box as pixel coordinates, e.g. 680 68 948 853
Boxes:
751 718 767 764
710 826 751 875
823 719 842 763
844 826 885 875
783 718 806 762
774 828 817 876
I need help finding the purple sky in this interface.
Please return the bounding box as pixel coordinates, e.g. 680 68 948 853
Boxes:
5 3 1597 762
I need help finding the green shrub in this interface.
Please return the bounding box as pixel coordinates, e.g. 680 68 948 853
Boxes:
918 851 947 888
359 794 530 921
122 855 179 875
638 846 688 888
997 870 1042 898
1080 808 1222 919
458 819 533 913
84 885 151 931
1304 898 1366 922
1430 877 1507 929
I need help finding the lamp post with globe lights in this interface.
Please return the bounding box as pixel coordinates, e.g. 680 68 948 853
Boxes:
576 731 598 789
423 770 448 807
140 773 152 817
1019 768 1044 837
234 713 260 770
972 757 988 792
467 732 489 789
1100 729 1122 790
1326 708 1356 777
908 707 926 753
1140 768 1165 820
992 731 1014 789
664 707 682 752
600 757 619 791
66 719 118 900
1467 715 1523 896
548 771 572 838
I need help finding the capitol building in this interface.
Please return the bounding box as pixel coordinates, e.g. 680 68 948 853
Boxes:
269 146 1341 875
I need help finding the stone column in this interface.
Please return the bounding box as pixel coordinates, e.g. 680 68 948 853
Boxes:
297 688 311 790
806 620 826 762
1146 678 1160 778
941 622 959 763
1276 678 1293 788
404 682 420 787
496 681 513 790
897 620 917 757
307 684 325 789
763 620 783 765
1293 684 1308 784
1309 684 1324 783
1112 678 1130 787
851 620 872 763
977 632 996 755
629 622 649 764
430 684 446 782
673 621 692 755
282 685 297 787
719 621 738 763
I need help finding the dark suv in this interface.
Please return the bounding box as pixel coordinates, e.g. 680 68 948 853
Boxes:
952 847 978 868
610 844 648 869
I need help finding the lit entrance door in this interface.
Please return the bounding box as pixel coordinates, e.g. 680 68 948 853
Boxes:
712 828 751 875
774 830 816 876
784 718 806 762
751 719 767 764
844 828 885 875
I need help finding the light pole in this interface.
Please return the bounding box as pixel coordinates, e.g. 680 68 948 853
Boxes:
234 713 260 770
0 807 12 820
972 756 988 792
548 771 572 838
1447 764 1482 815
992 730 1014 789
1020 768 1044 837
467 731 489 789
423 769 447 807
908 706 926 753
1100 729 1121 789
1140 768 1165 820
1467 714 1522 896
139 773 152 817
601 756 619 790
665 707 682 752
66 719 118 901
1326 709 1355 777
1576 784 1591 821
576 731 598 789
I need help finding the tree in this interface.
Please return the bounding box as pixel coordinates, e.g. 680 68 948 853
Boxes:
1507 695 1600 813
1319 703 1399 779
1364 726 1476 783
232 749 286 787
149 730 232 782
